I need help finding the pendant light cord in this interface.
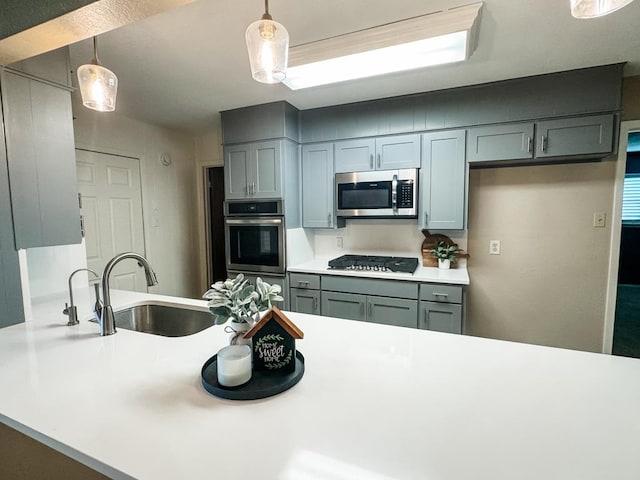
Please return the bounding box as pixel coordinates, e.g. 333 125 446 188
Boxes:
92 36 101 66
262 0 272 20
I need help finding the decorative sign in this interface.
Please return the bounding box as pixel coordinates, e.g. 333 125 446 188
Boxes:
244 306 303 374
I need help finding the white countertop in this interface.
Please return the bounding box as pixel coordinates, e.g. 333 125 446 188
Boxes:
1 290 639 479
288 258 470 285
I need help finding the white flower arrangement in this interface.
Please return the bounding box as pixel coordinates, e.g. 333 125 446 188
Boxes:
203 274 283 325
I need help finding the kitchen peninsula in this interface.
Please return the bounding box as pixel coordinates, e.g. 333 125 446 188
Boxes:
1 290 639 480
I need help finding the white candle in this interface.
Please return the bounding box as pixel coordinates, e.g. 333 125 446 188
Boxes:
217 345 252 387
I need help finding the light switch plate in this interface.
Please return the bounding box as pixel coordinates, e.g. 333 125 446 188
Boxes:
489 240 501 255
593 212 606 228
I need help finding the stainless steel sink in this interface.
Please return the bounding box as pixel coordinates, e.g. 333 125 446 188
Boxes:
113 304 215 337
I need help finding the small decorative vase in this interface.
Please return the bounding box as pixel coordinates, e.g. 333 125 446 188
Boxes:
438 258 451 270
227 319 254 346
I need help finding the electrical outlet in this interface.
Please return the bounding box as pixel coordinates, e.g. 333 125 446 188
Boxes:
336 237 344 249
593 212 606 228
489 240 501 255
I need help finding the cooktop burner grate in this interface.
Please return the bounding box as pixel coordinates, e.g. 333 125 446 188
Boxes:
328 255 419 274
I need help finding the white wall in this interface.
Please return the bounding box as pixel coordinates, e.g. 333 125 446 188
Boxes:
72 92 202 298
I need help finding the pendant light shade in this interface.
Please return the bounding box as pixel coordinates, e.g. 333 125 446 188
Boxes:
570 0 635 18
245 0 289 84
77 37 118 112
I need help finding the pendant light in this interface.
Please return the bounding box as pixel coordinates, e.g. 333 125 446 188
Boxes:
570 0 635 18
245 0 289 84
77 36 118 112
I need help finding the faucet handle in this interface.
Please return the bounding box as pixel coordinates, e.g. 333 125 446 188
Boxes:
63 302 70 315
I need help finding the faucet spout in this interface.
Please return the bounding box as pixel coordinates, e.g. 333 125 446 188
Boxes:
64 268 99 325
98 252 158 336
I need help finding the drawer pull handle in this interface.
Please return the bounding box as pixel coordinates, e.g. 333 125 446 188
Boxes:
298 281 309 287
432 292 449 297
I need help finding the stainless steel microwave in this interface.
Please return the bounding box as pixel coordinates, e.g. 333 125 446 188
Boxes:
335 169 418 218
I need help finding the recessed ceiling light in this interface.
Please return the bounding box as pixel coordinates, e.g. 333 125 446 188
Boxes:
570 0 635 18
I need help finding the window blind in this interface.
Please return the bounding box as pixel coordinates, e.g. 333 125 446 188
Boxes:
622 174 640 222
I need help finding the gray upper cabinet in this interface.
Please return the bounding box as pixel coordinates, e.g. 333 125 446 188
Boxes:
1 70 81 248
535 114 614 158
224 140 282 199
376 134 421 170
421 130 466 230
334 138 375 173
467 114 615 165
467 122 535 163
301 143 339 228
221 101 299 144
8 47 72 87
334 134 420 173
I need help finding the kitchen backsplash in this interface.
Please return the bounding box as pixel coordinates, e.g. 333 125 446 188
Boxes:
298 220 468 261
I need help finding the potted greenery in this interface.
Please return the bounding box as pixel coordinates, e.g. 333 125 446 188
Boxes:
203 274 283 344
430 241 459 269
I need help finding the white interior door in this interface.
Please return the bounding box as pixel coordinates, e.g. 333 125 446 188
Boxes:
76 149 147 292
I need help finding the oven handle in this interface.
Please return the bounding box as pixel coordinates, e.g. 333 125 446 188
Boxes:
225 217 283 225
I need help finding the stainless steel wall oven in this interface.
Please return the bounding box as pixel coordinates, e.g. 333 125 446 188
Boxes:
224 199 285 275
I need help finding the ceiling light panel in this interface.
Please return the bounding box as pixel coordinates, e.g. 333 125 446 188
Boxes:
282 2 483 90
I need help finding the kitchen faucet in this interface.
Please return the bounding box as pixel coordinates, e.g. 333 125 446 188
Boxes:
97 252 158 336
63 268 99 326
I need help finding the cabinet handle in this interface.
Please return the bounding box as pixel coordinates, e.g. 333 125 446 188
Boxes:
360 303 365 317
527 136 532 153
541 135 547 153
367 302 372 318
370 154 374 169
377 153 381 168
313 296 318 311
327 213 332 227
252 182 257 195
298 281 309 287
432 292 449 298
424 212 428 226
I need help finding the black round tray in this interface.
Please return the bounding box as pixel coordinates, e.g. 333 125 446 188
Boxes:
201 351 305 400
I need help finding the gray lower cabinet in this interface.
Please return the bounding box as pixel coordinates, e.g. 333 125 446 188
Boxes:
289 288 320 315
421 130 466 230
1 70 81 248
321 291 366 321
419 301 462 334
334 134 421 173
301 143 343 228
224 140 282 199
418 283 464 334
467 114 615 165
320 276 419 328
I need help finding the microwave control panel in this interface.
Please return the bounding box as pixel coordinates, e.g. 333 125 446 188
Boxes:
398 181 414 208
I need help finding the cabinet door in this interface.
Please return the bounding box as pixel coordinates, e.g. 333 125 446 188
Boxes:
2 72 80 248
224 144 251 199
302 143 335 228
535 114 614 158
334 138 375 173
467 123 534 163
290 288 320 315
421 130 466 230
321 291 366 321
419 301 462 334
252 140 282 198
376 134 421 170
367 296 417 328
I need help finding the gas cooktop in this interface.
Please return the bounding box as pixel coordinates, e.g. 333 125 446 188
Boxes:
328 255 419 274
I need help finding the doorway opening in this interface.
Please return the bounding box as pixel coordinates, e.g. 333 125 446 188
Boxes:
612 131 640 358
206 167 226 284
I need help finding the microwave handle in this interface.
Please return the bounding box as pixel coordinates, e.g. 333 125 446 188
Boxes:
391 174 398 212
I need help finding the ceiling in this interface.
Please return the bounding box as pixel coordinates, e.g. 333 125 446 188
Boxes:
66 0 640 134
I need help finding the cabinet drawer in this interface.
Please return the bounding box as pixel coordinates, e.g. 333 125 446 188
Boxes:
289 273 320 290
322 275 418 299
419 284 463 304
